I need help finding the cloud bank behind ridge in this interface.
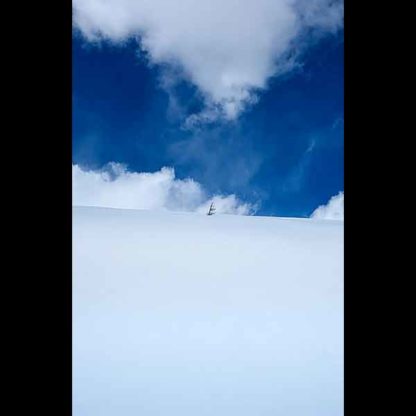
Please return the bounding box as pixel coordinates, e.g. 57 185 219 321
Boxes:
73 164 344 219
311 191 344 220
73 0 343 123
73 163 254 215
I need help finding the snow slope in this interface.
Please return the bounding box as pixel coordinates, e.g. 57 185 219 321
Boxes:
73 206 343 416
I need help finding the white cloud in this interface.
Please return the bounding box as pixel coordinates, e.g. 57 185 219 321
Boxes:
311 191 343 220
73 0 343 122
73 163 254 215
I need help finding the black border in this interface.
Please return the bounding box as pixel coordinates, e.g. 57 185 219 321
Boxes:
16 1 73 413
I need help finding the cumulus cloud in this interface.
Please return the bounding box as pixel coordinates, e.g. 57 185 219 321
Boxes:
73 163 254 215
73 0 343 123
311 191 343 220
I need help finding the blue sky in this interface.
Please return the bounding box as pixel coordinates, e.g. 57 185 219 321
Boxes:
72 1 343 218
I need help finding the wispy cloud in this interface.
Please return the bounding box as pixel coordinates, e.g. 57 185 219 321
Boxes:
311 191 343 220
73 0 343 124
73 163 255 215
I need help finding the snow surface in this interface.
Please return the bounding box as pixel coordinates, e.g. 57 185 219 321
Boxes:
73 206 343 416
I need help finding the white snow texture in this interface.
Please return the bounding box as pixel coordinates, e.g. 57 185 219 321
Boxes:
73 206 343 416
